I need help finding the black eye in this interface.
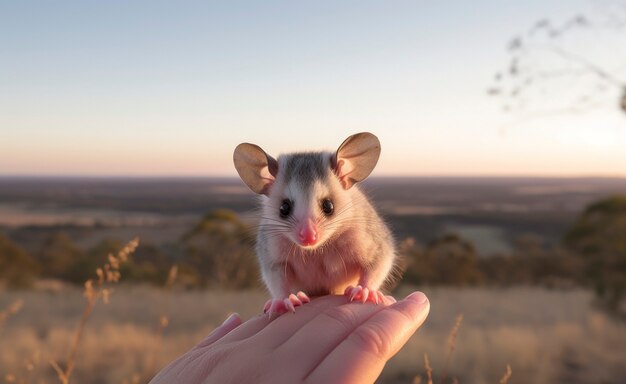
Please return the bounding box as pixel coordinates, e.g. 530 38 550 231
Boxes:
279 199 292 218
321 198 334 216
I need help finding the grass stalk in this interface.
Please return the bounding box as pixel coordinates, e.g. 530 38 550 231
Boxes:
49 238 139 384
440 314 463 384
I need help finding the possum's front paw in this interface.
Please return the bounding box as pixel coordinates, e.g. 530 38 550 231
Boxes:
263 291 310 319
344 285 385 304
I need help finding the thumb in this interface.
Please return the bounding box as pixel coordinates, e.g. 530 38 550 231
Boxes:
306 291 430 384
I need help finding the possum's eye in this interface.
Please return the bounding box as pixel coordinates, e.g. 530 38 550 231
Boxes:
279 199 292 218
321 198 334 216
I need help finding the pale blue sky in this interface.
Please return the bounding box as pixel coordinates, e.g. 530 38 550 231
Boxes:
1 0 625 176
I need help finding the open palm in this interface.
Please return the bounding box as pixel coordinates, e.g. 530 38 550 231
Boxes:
150 292 430 384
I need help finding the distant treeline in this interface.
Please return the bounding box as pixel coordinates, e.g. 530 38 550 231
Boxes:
1 196 625 313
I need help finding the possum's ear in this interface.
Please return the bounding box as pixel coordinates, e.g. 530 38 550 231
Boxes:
333 132 381 189
233 143 278 195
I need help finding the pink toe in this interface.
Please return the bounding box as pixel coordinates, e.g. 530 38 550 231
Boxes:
284 298 296 313
361 287 369 303
349 285 363 302
269 300 281 314
288 293 303 307
263 299 272 313
267 299 289 319
297 291 310 303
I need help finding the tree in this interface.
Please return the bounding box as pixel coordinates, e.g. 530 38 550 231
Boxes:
0 233 39 288
84 239 170 285
36 232 88 283
123 242 170 284
489 1 626 120
428 234 483 286
181 210 259 289
402 234 483 286
565 195 626 314
510 234 582 287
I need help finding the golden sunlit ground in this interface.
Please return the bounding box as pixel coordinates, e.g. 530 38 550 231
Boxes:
2 285 625 384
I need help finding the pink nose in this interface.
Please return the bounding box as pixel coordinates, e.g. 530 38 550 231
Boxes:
298 220 318 246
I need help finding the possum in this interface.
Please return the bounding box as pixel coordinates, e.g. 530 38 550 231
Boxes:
233 132 396 317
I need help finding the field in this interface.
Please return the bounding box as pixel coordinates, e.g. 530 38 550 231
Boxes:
1 177 625 383
2 285 625 384
3 176 626 253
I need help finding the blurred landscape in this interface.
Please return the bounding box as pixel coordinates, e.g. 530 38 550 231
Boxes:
3 0 626 383
1 176 625 383
3 176 626 253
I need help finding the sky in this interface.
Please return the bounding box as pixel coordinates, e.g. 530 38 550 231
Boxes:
1 0 625 177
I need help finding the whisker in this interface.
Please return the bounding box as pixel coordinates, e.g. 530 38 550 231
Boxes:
331 242 348 279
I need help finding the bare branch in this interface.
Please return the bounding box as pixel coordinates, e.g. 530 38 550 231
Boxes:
549 45 623 87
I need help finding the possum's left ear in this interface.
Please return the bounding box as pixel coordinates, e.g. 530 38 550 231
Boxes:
332 132 381 189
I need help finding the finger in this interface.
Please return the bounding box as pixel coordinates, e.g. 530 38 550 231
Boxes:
305 291 430 384
151 313 243 383
219 295 347 345
275 298 387 361
254 295 361 348
216 314 272 343
196 313 242 348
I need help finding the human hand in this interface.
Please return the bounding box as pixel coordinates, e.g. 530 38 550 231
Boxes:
149 292 430 384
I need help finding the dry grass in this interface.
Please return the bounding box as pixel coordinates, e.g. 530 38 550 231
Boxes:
0 299 23 338
1 286 625 384
49 238 139 384
499 364 512 384
141 265 178 382
424 353 433 384
381 286 626 384
440 314 463 384
413 314 490 384
0 286 265 383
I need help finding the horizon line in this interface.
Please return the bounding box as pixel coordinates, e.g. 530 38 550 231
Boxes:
1 174 625 180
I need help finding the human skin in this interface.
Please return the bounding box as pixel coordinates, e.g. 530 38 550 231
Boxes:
149 291 430 384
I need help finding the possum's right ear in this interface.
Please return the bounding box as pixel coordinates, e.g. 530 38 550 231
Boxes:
233 143 278 195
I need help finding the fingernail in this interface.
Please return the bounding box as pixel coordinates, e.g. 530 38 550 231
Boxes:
385 295 397 304
404 291 428 305
196 313 240 347
222 312 240 327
